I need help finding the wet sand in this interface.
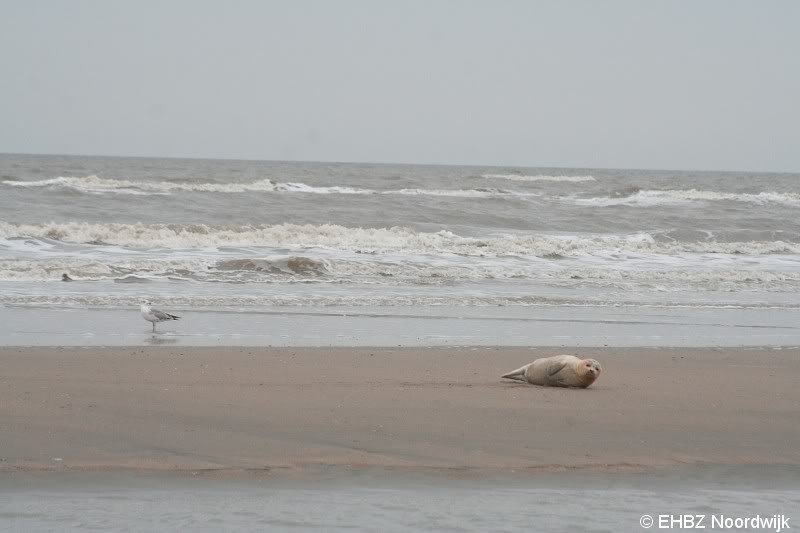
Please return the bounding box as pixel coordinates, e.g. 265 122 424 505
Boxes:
1 346 798 473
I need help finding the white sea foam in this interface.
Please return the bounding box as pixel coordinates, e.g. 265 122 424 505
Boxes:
388 188 538 198
568 189 800 207
215 256 330 275
2 222 800 257
1 175 538 199
1 288 799 309
1 175 381 195
482 174 596 182
3 221 800 305
2 175 281 194
277 182 372 195
4 253 798 287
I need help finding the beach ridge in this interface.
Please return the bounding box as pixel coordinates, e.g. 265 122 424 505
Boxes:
2 346 798 475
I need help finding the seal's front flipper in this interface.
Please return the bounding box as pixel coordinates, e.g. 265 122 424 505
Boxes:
547 362 568 377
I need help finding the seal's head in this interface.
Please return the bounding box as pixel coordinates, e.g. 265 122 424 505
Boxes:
577 358 602 387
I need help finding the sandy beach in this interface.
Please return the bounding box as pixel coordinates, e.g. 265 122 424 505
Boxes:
2 346 798 474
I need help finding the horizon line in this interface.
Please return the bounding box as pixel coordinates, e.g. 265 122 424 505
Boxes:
1 151 797 176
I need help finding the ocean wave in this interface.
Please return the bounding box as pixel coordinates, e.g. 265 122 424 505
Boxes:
0 257 210 282
1 175 537 199
275 182 372 195
1 175 348 194
1 292 799 310
482 174 596 182
215 256 330 275
389 188 537 198
5 258 799 288
568 189 800 207
2 222 800 258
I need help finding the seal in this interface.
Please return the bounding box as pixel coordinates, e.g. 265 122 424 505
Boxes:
501 355 602 388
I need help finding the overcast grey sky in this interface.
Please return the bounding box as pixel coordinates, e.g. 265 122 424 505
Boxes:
1 1 798 171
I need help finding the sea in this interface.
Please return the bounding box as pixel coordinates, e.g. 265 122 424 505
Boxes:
2 154 799 530
2 466 798 533
2 153 800 346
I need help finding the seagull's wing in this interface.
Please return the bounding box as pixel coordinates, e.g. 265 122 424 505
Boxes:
152 308 180 320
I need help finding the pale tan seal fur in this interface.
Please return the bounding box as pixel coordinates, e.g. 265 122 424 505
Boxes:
501 355 602 388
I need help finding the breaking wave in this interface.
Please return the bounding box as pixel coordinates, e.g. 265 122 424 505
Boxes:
2 253 800 291
567 189 800 207
389 188 537 198
215 256 329 275
482 174 595 182
1 175 537 199
2 175 282 194
2 292 799 309
2 222 800 256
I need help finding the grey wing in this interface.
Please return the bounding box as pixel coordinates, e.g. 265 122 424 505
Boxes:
152 309 179 320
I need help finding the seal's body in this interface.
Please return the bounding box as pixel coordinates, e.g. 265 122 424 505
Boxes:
501 355 602 388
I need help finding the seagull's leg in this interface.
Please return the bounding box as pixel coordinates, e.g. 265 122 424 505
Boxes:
152 322 156 333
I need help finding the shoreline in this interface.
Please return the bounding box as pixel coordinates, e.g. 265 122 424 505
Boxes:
4 304 800 347
2 346 798 475
4 464 799 489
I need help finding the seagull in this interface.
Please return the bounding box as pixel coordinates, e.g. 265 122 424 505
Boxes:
140 300 180 332
61 273 73 282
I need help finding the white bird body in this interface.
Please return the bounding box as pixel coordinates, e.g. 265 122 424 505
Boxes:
140 302 180 332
